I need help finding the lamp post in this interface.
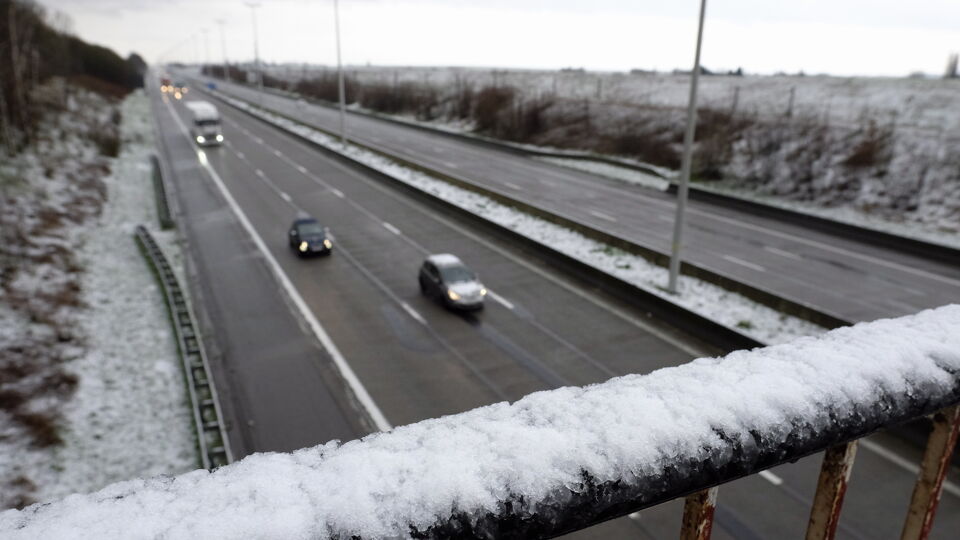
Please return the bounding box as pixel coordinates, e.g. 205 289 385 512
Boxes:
216 19 230 82
202 28 210 71
245 1 263 106
333 0 347 145
667 0 707 294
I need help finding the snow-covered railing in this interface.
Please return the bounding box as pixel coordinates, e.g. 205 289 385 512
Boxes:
2 306 959 539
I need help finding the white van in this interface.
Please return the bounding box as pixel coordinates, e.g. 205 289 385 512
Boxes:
185 101 223 146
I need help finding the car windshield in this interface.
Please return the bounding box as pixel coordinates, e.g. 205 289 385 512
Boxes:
439 264 475 283
195 119 219 127
296 222 325 236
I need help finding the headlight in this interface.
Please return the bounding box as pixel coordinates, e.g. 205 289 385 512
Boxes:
174 92 182 99
196 136 205 143
216 134 224 142
480 288 488 296
447 290 461 301
323 239 332 249
299 241 308 252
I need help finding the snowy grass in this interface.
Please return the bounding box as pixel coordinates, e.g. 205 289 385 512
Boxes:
216 92 824 344
2 304 957 539
0 85 196 509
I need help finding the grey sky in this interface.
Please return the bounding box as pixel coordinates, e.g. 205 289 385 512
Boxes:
42 0 960 76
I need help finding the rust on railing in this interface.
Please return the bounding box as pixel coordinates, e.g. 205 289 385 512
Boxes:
901 404 960 540
805 441 858 540
680 487 718 540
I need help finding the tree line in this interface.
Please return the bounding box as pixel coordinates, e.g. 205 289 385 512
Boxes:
0 0 145 154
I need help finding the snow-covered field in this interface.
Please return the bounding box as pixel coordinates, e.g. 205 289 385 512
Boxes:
0 84 196 509
2 304 957 539
216 91 825 344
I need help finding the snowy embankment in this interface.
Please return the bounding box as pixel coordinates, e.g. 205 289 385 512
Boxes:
215 91 823 344
0 84 195 509
3 305 958 539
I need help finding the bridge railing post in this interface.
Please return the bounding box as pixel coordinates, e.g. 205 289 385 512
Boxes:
805 440 858 540
680 487 718 540
901 404 960 540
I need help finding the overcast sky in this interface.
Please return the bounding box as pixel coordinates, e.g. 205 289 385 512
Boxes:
42 0 960 76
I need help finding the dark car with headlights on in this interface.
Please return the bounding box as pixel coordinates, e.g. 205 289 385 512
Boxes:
288 217 332 256
418 254 486 310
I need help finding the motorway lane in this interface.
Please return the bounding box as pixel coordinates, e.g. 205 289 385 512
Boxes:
150 90 371 457
159 91 960 539
205 78 960 324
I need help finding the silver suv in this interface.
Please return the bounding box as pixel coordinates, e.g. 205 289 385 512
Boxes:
418 254 487 310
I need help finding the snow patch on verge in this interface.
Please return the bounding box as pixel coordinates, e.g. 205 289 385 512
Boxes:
1 305 957 539
217 92 824 344
0 87 196 508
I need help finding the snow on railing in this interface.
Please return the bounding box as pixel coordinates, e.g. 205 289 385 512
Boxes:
2 306 959 539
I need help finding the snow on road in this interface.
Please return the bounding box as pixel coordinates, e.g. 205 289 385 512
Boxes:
2 305 957 539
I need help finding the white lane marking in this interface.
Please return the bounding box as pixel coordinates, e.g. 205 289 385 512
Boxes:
297 165 308 174
764 245 802 260
331 188 345 198
504 182 523 190
589 209 618 222
444 161 460 169
401 302 426 325
722 254 766 273
628 512 641 521
691 207 960 287
657 214 674 222
255 168 265 178
859 438 960 499
759 470 783 486
487 290 514 310
252 135 263 144
163 96 392 432
236 150 245 160
279 191 292 203
382 222 401 235
273 149 283 157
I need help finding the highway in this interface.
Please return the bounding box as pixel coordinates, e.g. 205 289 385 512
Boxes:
151 83 960 539
205 77 960 325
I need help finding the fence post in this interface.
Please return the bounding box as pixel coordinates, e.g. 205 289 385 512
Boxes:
680 487 718 540
805 441 858 540
901 405 960 540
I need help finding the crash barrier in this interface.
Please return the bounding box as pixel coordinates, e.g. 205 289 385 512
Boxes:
150 153 175 230
134 225 232 470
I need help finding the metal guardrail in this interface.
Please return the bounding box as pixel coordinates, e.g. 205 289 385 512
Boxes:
149 154 175 230
134 225 232 470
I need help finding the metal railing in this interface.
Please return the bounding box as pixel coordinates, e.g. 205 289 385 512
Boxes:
149 154 175 230
134 225 232 470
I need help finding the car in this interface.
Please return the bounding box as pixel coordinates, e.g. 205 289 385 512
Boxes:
418 254 487 310
288 217 333 256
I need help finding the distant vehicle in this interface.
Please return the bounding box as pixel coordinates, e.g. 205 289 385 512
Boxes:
206 81 217 90
160 77 171 93
288 217 333 256
184 101 223 146
172 81 188 99
418 254 487 310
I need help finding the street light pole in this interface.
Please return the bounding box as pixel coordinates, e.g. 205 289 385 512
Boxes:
333 0 347 145
216 19 230 83
667 0 707 294
202 28 210 70
245 1 263 106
